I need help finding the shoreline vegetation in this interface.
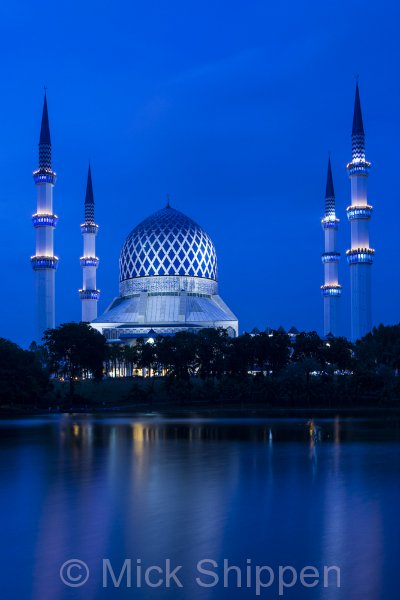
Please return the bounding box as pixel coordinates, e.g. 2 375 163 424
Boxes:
1 322 400 415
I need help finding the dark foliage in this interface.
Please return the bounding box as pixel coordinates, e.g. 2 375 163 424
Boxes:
0 338 49 406
43 322 107 396
121 325 400 406
3 323 400 409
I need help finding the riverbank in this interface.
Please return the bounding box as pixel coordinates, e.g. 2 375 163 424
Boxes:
2 402 400 419
1 374 399 417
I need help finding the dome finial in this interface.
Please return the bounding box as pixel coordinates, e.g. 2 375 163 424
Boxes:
166 193 171 209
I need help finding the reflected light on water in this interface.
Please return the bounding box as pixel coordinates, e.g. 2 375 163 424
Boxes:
0 416 398 599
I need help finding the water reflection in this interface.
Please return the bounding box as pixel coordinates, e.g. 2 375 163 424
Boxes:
0 417 399 599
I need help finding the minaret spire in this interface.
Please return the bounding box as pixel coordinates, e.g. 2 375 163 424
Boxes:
39 92 51 144
321 156 341 336
325 156 335 215
85 162 95 222
38 92 52 170
352 82 364 137
80 163 100 322
346 81 374 340
31 92 58 340
351 81 367 165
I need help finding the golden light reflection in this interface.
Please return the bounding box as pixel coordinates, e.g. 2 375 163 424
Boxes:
131 422 147 457
308 419 317 442
132 422 145 442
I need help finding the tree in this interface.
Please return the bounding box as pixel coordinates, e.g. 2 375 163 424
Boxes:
0 338 49 407
43 322 107 396
155 332 199 380
226 333 255 377
324 336 354 371
28 341 49 370
292 331 325 366
135 339 157 375
106 344 125 377
196 328 229 379
355 324 400 372
253 331 291 375
123 345 141 376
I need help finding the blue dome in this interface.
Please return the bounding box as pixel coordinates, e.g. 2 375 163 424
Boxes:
119 207 218 283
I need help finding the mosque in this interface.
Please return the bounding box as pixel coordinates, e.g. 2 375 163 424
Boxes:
31 95 238 343
31 83 373 343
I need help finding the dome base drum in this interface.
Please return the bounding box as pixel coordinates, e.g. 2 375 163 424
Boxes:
120 275 218 297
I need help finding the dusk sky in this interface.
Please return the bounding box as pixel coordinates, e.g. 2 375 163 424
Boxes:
1 0 399 347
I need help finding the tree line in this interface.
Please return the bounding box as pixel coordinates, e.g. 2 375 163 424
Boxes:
1 322 400 408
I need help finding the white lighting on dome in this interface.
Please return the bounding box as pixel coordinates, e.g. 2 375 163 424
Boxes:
91 205 238 339
120 207 218 286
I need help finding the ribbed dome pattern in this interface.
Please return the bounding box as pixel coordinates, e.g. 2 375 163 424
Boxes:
119 207 217 283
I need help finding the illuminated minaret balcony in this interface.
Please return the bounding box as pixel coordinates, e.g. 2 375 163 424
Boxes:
33 168 57 185
321 252 340 264
31 255 59 270
79 289 100 300
346 205 373 220
321 284 342 297
321 215 339 230
346 248 375 265
80 223 99 235
346 156 371 176
32 213 58 228
80 256 99 268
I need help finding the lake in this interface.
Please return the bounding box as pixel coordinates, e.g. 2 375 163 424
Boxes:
0 415 399 599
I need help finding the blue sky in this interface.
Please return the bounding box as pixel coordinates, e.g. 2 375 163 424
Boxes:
0 0 399 346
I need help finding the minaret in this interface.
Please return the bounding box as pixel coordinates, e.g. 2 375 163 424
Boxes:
346 82 374 341
321 156 341 336
31 92 58 340
79 164 100 321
